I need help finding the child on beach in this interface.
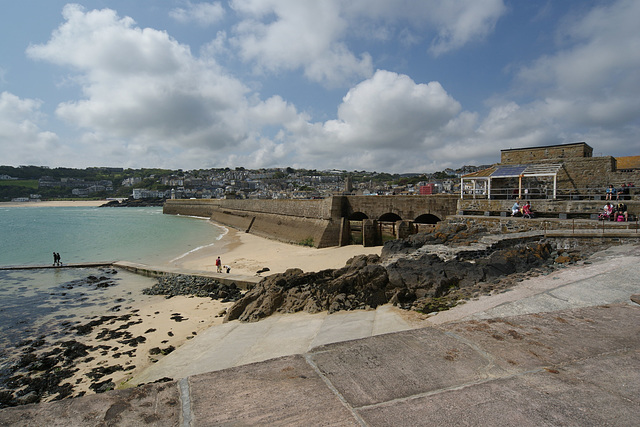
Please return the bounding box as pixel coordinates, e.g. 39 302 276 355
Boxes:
216 256 222 273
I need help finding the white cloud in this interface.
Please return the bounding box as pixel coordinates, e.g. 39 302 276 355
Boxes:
0 92 61 166
169 1 225 26
326 70 461 148
346 0 507 54
230 0 372 87
227 0 506 87
284 70 475 172
514 0 640 134
23 4 310 168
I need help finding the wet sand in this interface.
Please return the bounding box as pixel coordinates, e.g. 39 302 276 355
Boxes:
0 267 235 404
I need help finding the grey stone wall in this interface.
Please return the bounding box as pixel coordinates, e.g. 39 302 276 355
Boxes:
459 198 640 217
343 195 458 221
209 198 338 220
500 143 592 164
445 215 639 234
163 199 221 217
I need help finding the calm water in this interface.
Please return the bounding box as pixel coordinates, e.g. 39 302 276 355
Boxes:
0 206 223 355
0 206 223 266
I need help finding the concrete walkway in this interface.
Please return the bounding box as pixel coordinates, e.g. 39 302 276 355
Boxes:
0 260 262 290
131 305 416 385
113 261 262 289
1 244 639 426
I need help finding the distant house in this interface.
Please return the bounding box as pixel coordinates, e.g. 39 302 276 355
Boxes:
132 188 166 199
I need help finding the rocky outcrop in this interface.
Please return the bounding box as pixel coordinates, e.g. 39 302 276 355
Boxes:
143 274 242 302
101 199 165 208
224 255 388 322
224 223 556 323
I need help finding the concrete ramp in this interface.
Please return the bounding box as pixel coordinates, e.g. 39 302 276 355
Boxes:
130 305 414 385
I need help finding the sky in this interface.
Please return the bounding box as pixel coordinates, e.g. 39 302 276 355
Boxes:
1 0 639 173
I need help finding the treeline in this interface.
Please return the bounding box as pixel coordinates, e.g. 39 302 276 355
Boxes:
0 166 174 201
0 165 174 181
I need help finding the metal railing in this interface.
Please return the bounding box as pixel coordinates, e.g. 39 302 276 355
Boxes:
462 187 636 201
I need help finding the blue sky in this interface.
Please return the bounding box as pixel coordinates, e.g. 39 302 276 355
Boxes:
1 0 638 173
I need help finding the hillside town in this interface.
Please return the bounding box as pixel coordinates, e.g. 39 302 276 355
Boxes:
0 165 484 203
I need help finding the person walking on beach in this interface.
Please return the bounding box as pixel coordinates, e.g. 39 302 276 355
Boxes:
53 252 57 266
216 256 222 273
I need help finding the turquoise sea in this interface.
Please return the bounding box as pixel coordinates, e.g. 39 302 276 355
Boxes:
0 206 223 266
0 206 223 363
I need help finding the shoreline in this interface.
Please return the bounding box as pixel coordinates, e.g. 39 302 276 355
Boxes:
0 266 234 405
172 221 383 277
0 215 385 406
0 200 109 208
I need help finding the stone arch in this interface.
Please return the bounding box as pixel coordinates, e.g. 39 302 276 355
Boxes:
414 213 441 224
349 211 369 220
379 212 402 222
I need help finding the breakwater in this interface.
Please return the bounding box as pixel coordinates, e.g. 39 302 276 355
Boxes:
164 196 459 248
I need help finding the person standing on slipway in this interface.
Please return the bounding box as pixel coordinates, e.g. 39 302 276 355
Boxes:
216 256 222 273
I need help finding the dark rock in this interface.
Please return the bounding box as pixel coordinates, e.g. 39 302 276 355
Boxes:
86 365 124 380
90 379 115 393
225 230 554 322
143 274 242 301
100 198 165 208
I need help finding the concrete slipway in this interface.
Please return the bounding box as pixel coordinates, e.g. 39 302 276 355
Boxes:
1 244 639 426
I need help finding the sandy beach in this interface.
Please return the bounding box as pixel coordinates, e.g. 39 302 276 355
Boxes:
174 223 383 277
0 207 387 405
0 200 108 208
85 225 381 396
80 221 382 396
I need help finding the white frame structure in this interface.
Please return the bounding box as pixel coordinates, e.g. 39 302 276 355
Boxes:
461 164 563 199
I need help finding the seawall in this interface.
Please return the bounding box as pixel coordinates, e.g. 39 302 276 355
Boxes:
164 198 344 248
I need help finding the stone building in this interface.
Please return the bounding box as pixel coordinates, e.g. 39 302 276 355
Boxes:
462 142 639 199
500 142 593 164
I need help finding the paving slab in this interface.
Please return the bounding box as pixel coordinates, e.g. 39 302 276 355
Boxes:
0 380 179 427
357 355 639 427
187 355 360 426
445 303 640 372
131 304 413 385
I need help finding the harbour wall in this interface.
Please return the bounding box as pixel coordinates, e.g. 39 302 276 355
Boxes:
164 198 344 248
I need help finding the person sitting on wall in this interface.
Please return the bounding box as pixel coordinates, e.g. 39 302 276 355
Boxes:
599 202 614 220
614 202 628 222
522 202 534 218
617 183 629 200
606 184 616 200
511 200 521 216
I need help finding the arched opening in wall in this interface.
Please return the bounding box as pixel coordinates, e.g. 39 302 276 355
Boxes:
349 212 369 221
378 212 402 243
379 212 402 222
348 212 368 245
414 213 441 233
